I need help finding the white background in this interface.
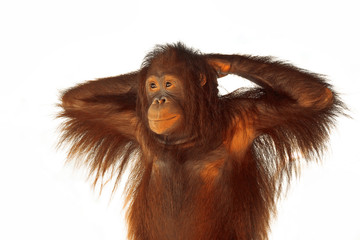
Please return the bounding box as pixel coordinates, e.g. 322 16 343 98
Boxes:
1 0 359 239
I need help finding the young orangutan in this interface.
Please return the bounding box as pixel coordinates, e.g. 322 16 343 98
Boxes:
58 43 344 240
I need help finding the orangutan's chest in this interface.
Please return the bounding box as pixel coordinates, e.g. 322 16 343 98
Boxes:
148 149 228 205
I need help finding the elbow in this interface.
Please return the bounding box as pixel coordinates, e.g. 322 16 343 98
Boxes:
61 90 86 110
298 87 334 110
320 87 334 108
60 95 73 110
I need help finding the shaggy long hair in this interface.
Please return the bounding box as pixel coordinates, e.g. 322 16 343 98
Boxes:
58 43 346 240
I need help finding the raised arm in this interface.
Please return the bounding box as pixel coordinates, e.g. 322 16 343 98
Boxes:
60 71 139 138
206 54 344 163
58 71 141 186
207 54 333 111
62 71 138 110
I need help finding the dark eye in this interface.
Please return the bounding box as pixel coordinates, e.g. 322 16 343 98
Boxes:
166 82 172 87
150 83 157 89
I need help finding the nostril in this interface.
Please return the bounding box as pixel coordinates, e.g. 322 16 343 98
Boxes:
153 98 159 104
159 97 167 104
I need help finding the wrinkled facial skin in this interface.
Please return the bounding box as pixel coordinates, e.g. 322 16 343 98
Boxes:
146 73 185 136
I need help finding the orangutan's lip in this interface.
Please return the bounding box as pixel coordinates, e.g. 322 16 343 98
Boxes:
149 116 178 122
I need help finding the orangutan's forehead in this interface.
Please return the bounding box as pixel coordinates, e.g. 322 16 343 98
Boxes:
147 62 188 77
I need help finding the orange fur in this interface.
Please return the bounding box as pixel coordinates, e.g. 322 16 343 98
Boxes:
58 43 346 240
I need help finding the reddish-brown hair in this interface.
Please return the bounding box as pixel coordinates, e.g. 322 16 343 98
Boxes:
58 43 346 240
